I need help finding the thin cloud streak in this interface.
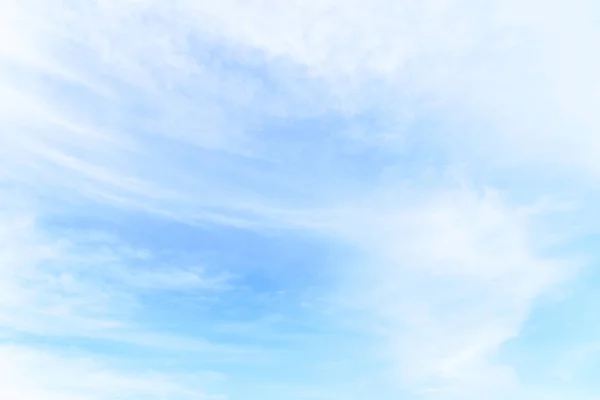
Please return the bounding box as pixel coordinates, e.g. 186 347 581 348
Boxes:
1 0 599 399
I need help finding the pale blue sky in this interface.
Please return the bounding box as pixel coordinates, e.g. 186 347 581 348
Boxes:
1 0 600 399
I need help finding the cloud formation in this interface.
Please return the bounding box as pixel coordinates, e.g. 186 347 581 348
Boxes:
1 0 599 399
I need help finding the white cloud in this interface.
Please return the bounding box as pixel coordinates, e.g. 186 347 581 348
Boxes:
0 190 242 348
167 0 600 180
0 187 243 398
3 0 599 217
1 0 598 398
324 186 579 396
0 343 223 400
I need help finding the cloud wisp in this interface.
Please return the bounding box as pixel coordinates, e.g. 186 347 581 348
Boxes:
1 0 600 399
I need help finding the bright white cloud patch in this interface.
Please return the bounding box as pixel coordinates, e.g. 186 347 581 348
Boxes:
0 344 224 400
1 0 599 399
326 188 578 398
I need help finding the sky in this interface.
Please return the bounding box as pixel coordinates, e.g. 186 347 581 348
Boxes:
1 0 600 399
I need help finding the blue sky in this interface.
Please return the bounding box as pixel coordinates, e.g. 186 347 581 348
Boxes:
1 0 600 399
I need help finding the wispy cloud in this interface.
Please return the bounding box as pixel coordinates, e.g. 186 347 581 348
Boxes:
323 187 578 397
1 0 600 399
0 343 225 400
0 196 234 398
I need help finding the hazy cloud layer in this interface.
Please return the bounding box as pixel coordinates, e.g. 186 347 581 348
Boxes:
1 0 600 399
